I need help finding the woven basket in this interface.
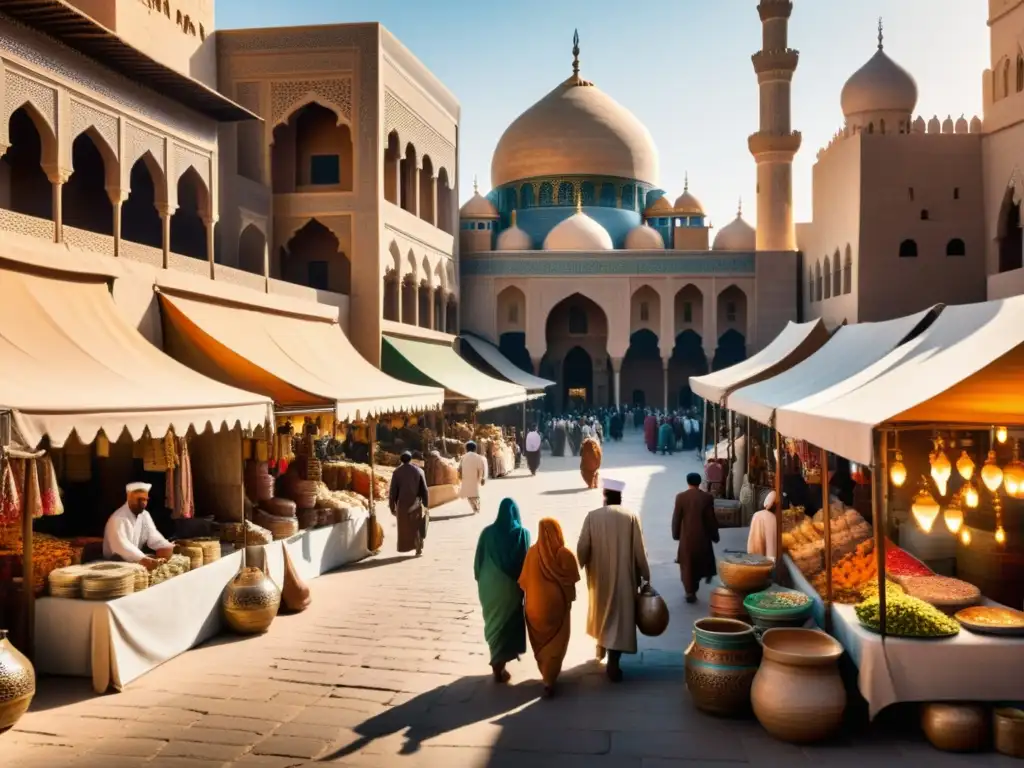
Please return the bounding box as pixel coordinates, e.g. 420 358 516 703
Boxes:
256 472 275 502
261 497 298 518
255 509 299 540
243 519 274 546
122 563 150 592
184 538 221 564
297 508 318 530
48 564 91 598
305 459 322 482
220 522 244 543
81 565 136 600
175 544 204 571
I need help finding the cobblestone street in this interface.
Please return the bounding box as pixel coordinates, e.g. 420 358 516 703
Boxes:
5 432 1012 767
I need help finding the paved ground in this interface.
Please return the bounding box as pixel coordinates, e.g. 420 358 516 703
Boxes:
5 429 1012 767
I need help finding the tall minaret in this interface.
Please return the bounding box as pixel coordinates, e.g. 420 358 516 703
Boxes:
749 0 801 252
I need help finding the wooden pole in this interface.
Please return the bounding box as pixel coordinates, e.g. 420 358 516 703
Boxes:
727 410 735 497
368 418 377 532
820 446 832 633
746 416 752 480
774 428 783 567
874 429 888 639
713 404 720 460
700 400 708 462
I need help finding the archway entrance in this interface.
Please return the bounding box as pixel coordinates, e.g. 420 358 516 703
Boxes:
563 346 593 411
621 328 662 410
545 293 609 411
669 329 707 409
713 329 746 371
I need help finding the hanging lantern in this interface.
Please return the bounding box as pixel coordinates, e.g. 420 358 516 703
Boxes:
956 451 975 481
1003 441 1024 499
889 451 907 488
943 505 964 535
930 441 951 497
996 526 1007 546
960 528 972 546
997 426 1009 444
963 483 979 509
911 482 941 534
981 450 1004 493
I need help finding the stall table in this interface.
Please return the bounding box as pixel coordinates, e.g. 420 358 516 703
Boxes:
782 554 1024 718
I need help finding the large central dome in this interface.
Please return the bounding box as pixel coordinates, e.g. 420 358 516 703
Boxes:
491 41 659 188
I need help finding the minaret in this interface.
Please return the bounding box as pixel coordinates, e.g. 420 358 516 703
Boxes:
749 0 801 251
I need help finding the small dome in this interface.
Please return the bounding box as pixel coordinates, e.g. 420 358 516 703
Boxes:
955 115 969 134
942 115 954 134
970 115 982 133
459 179 499 219
624 222 664 250
543 208 614 251
644 196 673 216
840 32 918 119
495 210 533 250
912 116 925 133
673 175 704 215
927 116 941 134
713 202 756 252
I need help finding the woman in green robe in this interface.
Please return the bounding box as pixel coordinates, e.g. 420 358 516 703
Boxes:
474 497 531 683
658 419 675 455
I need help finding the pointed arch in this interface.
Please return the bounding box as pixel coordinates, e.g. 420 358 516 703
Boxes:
64 130 115 235
823 255 832 299
843 244 853 294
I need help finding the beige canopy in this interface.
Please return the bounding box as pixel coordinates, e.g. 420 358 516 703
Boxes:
689 319 830 404
460 334 554 392
159 289 444 421
775 297 1024 465
0 263 272 449
727 307 940 426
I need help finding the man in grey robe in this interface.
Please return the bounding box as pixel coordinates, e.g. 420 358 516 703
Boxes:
388 451 429 556
576 478 651 682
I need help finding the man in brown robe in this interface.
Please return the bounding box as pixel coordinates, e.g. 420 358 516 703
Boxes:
577 478 651 683
672 472 720 603
388 452 429 556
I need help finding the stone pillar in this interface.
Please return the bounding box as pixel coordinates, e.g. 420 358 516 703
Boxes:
263 241 271 293
108 187 127 257
427 286 437 330
397 280 404 324
202 215 217 279
157 203 173 268
47 170 69 244
663 358 670 411
390 157 401 206
411 167 421 218
428 175 438 227
611 357 624 407
411 282 420 328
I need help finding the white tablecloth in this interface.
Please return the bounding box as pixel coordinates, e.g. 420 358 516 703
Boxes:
35 518 370 694
783 555 1024 718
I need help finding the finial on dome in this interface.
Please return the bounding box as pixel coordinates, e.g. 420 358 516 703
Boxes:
737 196 743 218
510 209 518 226
575 188 583 215
473 175 479 194
572 29 580 77
684 172 689 193
877 17 883 50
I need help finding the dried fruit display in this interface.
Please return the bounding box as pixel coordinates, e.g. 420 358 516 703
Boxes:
894 575 981 612
884 545 932 577
855 592 961 637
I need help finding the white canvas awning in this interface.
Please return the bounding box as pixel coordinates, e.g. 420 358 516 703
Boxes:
460 334 554 392
689 320 830 404
727 307 940 426
775 297 1024 465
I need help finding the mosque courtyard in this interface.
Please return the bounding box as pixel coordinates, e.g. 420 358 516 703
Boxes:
5 433 1008 768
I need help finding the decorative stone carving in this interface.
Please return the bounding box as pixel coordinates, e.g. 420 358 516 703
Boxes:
270 78 352 126
125 123 165 174
234 82 261 113
70 99 119 158
384 90 455 176
225 52 355 79
4 71 56 134
173 142 211 188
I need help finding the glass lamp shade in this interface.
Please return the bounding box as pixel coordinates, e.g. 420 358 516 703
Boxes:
981 451 1004 493
995 526 1007 545
930 449 952 497
956 451 975 481
997 426 1008 444
964 484 979 509
911 488 941 533
943 506 964 535
1004 460 1024 498
889 452 907 488
960 528 972 546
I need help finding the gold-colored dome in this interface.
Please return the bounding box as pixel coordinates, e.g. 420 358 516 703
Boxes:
459 178 499 219
491 33 659 189
644 196 672 216
673 174 704 215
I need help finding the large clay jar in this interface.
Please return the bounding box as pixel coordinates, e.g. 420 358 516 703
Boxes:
709 586 750 623
921 703 988 752
223 566 281 634
751 628 846 743
684 618 761 717
0 629 35 734
280 549 311 613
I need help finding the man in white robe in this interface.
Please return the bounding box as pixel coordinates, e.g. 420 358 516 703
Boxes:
103 482 174 570
459 441 488 514
576 478 651 682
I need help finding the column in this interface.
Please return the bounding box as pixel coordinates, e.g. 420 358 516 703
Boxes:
611 357 623 408
108 188 126 257
397 279 404 324
663 358 670 412
411 167 421 218
202 215 216 279
390 157 401 205
47 170 69 244
263 241 270 293
157 203 173 268
412 282 420 328
428 175 438 227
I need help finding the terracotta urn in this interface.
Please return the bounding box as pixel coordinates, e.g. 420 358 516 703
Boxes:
922 703 988 752
222 566 281 634
709 586 750 623
0 629 35 734
751 628 846 743
684 618 761 717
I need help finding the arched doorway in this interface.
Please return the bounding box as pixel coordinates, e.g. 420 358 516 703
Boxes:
713 328 746 371
545 293 610 411
170 166 209 260
621 328 662 410
280 219 350 293
122 154 163 249
0 106 55 220
63 131 114 235
563 346 593 411
999 186 1023 273
238 224 266 276
669 329 707 409
272 103 353 194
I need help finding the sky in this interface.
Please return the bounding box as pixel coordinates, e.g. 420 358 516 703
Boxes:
217 0 989 229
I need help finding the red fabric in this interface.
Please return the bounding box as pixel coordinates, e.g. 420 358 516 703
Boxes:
644 415 657 452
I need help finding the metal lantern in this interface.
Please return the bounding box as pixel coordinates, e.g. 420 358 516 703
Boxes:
997 426 1008 444
943 505 964 535
956 451 975 481
981 450 1004 493
911 482 941 534
889 451 907 488
960 528 972 546
963 483 979 509
1003 442 1024 499
930 442 951 497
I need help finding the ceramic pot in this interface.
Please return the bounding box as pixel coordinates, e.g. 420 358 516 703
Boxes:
709 586 750 623
223 566 281 634
684 618 761 717
636 583 669 637
0 629 35 734
718 554 774 593
994 707 1024 758
280 549 311 613
750 628 846 743
921 703 988 752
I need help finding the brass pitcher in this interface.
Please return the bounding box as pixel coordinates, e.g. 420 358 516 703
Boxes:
222 566 281 635
0 629 35 734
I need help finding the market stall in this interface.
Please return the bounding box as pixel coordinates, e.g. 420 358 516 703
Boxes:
459 333 553 435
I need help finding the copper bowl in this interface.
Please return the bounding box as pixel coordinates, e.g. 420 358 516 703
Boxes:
718 555 774 593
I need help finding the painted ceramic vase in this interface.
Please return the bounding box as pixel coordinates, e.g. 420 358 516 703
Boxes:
0 629 35 734
222 566 281 634
750 628 846 743
684 618 761 717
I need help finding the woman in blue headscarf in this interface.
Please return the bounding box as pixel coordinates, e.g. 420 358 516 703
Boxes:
474 498 531 683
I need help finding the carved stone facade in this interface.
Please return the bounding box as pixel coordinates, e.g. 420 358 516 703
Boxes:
384 90 455 176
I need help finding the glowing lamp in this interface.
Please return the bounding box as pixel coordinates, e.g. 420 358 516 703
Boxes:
996 526 1007 546
960 528 972 546
889 451 907 488
956 451 975 481
943 506 964 535
930 447 951 497
911 486 941 534
997 426 1008 444
981 451 1004 493
964 484 979 509
1004 442 1024 499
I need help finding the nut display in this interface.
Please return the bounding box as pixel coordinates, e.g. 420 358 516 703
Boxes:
855 592 961 637
893 575 981 613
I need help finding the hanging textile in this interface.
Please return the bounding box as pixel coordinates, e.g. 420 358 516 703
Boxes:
38 455 64 517
174 438 194 520
23 456 41 519
1 457 20 526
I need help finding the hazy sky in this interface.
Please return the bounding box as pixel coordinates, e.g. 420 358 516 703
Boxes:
217 0 989 229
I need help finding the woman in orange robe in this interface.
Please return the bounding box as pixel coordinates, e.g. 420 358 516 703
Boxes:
518 517 580 697
580 437 602 489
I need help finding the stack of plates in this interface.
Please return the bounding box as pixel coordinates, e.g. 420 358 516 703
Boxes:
81 564 136 600
48 564 92 598
255 509 299 540
123 562 150 592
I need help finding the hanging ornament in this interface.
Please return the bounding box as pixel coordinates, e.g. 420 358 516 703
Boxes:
889 450 907 488
981 450 1004 493
997 426 1008 444
955 451 975 481
963 483 979 509
929 438 951 497
943 505 964 535
911 480 941 534
1003 441 1024 499
960 528 972 546
995 526 1007 546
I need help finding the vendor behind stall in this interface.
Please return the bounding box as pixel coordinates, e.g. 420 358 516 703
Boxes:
747 490 778 560
102 482 174 570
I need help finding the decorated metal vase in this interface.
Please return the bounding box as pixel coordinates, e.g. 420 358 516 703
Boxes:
0 629 35 734
684 618 761 717
636 583 669 637
222 566 281 634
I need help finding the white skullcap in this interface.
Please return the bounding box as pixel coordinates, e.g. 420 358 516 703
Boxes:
126 482 152 495
602 477 626 493
763 491 777 510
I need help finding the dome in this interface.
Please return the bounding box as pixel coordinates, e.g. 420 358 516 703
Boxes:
543 207 614 251
673 175 704 215
840 32 917 119
496 210 533 250
459 179 499 219
491 35 658 188
644 196 673 216
713 202 756 251
624 222 664 250
955 115 969 134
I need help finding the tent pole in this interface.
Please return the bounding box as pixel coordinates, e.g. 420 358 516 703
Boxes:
774 428 783 572
820 446 832 633
700 400 708 462
367 418 377 550
874 429 888 639
746 416 752 480
713 404 719 460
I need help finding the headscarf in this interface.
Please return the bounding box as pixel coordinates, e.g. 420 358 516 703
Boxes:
478 498 531 580
537 518 580 587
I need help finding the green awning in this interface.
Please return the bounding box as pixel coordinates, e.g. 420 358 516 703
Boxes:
382 336 530 412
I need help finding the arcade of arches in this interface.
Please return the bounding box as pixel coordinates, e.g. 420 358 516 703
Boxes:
495 286 748 413
381 248 458 334
383 130 455 234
